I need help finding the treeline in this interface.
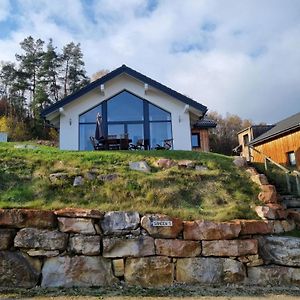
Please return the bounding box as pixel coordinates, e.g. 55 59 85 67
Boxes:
207 111 253 155
0 36 89 140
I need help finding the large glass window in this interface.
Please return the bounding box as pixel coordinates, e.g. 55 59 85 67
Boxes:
191 133 200 148
79 124 95 150
107 91 143 122
78 91 173 150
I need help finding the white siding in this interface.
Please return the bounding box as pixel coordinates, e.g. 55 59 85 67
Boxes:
57 74 196 151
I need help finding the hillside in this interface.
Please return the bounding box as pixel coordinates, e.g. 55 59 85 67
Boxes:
0 143 260 221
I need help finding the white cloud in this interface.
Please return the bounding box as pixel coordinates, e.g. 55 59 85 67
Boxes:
0 0 10 21
1 0 300 123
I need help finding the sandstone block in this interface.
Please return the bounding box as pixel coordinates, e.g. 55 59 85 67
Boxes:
112 259 124 277
233 156 247 168
14 228 68 250
183 220 241 240
58 217 96 234
0 229 16 250
245 167 259 176
176 257 223 284
250 174 269 186
0 251 41 288
125 256 174 287
129 161 151 172
0 209 56 229
41 255 117 287
202 239 258 257
26 249 59 257
155 239 201 257
247 265 300 286
54 208 103 219
223 258 246 283
239 220 273 235
177 160 195 169
255 206 276 219
103 236 155 258
258 185 278 204
100 211 140 235
238 254 264 267
156 158 176 169
69 234 101 255
258 236 300 266
176 257 246 284
141 214 183 238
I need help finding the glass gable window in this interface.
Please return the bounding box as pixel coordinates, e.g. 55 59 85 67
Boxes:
107 91 143 122
78 91 173 151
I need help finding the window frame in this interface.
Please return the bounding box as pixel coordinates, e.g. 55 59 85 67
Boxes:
78 90 173 150
191 133 201 148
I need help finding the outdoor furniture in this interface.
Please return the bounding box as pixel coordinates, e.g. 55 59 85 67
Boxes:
90 136 105 150
155 139 173 150
129 139 145 150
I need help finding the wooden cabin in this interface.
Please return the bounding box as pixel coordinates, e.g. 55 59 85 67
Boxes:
237 125 274 160
248 112 300 169
191 118 217 152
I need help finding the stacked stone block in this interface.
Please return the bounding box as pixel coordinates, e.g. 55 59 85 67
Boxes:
0 208 300 288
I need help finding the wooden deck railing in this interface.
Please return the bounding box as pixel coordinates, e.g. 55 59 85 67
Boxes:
248 145 300 196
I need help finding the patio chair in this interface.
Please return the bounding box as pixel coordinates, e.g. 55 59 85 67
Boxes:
129 139 145 150
155 139 173 150
90 136 105 150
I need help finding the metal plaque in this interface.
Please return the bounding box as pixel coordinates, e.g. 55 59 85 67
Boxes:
151 220 173 227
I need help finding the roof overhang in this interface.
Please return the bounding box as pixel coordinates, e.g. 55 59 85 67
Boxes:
41 64 207 118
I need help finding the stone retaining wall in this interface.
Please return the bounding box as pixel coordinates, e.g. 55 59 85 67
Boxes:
0 208 300 288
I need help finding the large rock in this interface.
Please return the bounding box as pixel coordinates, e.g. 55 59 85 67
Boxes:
247 265 300 286
141 214 183 238
41 255 117 287
69 234 101 255
250 174 269 186
156 158 176 169
239 220 273 235
58 217 96 234
177 160 195 169
155 239 201 257
258 236 300 266
103 236 155 258
14 228 68 250
202 239 258 257
233 156 247 168
255 204 287 220
26 249 59 257
0 251 41 287
176 257 245 284
258 185 278 204
0 209 56 229
125 256 174 287
0 229 16 250
100 211 140 235
183 220 241 240
271 220 296 233
223 259 246 283
129 161 151 173
54 208 103 219
112 259 124 277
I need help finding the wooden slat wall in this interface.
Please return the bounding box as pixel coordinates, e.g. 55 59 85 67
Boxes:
191 129 210 152
251 130 300 169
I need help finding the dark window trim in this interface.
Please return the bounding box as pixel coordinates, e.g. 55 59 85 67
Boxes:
191 133 200 148
287 151 296 166
78 90 172 150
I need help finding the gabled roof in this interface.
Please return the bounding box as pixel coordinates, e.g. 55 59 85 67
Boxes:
41 64 207 117
194 117 217 128
249 112 300 145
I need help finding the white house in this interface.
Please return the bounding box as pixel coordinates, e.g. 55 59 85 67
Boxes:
42 65 209 151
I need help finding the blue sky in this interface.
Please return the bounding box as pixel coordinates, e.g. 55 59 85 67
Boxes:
0 0 300 123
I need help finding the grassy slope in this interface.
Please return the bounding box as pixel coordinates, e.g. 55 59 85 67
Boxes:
0 142 260 221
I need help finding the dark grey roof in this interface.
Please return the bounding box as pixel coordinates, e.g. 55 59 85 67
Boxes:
194 117 217 128
249 112 300 145
41 64 207 117
251 125 275 139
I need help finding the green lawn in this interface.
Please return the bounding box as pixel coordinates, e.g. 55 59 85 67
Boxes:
0 142 260 221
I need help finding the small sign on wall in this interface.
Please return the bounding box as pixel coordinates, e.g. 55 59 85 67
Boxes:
151 220 173 227
0 132 7 142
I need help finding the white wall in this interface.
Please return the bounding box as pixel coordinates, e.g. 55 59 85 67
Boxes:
57 74 196 151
